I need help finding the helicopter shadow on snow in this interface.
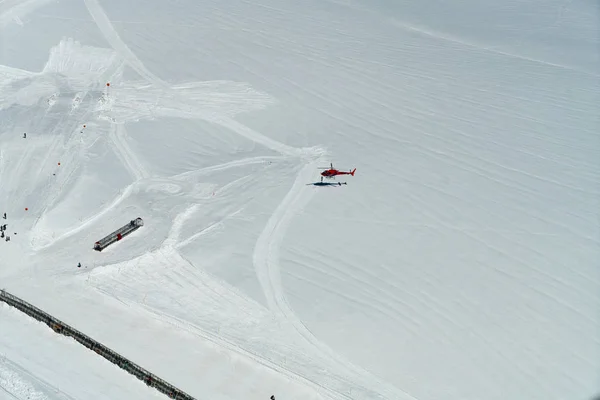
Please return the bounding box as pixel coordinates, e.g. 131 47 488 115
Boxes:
305 178 348 187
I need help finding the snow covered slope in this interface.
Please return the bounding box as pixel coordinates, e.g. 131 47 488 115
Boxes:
0 302 167 400
1 0 598 400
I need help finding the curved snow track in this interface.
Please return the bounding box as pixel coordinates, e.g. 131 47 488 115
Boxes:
252 160 417 400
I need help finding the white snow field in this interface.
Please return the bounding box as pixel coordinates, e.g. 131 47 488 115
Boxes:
0 302 167 400
1 0 599 399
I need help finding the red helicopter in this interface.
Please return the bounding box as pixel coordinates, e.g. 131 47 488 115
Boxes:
319 163 356 179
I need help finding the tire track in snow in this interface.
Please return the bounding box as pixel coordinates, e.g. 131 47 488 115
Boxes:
168 172 258 249
83 0 170 90
172 155 284 180
253 161 416 400
162 204 201 248
208 116 301 157
30 181 136 252
253 161 317 313
175 207 244 250
83 0 312 158
29 92 117 246
107 123 149 181
31 156 275 251
105 268 341 400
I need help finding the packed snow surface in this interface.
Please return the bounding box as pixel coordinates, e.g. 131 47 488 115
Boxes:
1 0 598 400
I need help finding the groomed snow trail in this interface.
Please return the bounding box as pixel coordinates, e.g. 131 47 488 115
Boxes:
252 160 417 400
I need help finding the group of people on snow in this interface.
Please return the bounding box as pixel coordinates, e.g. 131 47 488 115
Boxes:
1 213 8 241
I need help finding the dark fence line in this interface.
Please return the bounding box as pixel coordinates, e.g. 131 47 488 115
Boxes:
0 289 197 400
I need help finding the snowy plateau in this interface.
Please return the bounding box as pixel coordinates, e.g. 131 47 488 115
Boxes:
0 1 599 400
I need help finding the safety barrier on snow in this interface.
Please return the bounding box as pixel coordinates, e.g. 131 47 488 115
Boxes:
94 217 144 251
0 289 197 400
